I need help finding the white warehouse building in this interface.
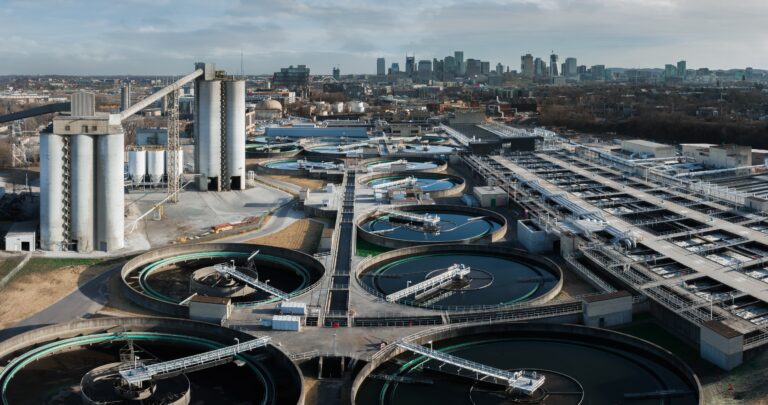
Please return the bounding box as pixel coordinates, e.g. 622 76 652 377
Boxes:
621 139 675 158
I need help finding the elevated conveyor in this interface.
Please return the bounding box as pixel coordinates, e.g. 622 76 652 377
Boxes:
371 176 418 190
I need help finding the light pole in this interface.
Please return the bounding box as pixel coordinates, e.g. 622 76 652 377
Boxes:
234 337 240 353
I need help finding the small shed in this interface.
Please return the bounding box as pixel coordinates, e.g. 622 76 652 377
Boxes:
4 221 37 252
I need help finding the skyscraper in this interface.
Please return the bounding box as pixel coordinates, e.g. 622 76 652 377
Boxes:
466 59 481 76
677 60 686 80
591 65 606 81
565 57 577 77
444 55 456 76
417 60 432 81
391 63 400 74
455 51 465 76
377 58 386 76
495 63 504 75
332 67 340 80
521 54 534 79
534 58 545 78
549 53 559 77
480 61 491 75
664 64 677 79
405 55 416 77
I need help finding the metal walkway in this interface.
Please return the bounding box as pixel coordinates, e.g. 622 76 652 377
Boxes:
371 176 418 190
396 340 545 395
385 264 471 302
119 336 271 385
380 209 441 229
214 262 289 300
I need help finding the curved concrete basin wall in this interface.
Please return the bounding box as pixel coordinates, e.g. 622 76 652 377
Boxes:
356 204 507 249
360 157 448 173
247 147 302 159
0 317 305 405
350 322 702 405
357 171 466 198
355 244 563 308
120 243 325 316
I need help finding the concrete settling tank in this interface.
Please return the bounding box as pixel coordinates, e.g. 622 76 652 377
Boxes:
357 244 562 310
121 243 325 316
357 205 507 248
353 323 701 404
0 317 303 404
362 158 447 173
360 172 466 198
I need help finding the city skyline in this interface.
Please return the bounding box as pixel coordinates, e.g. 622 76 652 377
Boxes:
1 0 768 75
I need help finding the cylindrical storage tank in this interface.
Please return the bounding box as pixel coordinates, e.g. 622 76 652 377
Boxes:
225 80 246 190
334 102 344 113
39 133 65 251
127 149 147 182
351 101 365 113
146 149 165 183
96 133 125 251
196 80 222 191
70 134 95 252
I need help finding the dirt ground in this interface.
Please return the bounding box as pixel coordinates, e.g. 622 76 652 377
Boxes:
0 263 107 329
246 219 324 253
265 175 328 190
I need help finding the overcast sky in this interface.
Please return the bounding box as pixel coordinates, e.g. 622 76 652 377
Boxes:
1 0 767 75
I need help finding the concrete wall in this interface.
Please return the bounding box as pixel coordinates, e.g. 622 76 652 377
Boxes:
699 321 744 370
350 322 702 404
516 220 553 253
582 291 633 327
356 204 507 249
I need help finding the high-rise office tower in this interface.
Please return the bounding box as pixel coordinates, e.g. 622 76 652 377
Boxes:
677 60 686 80
332 67 340 80
444 55 456 76
466 59 481 76
521 54 534 79
549 53 559 77
480 61 490 75
496 63 504 75
377 57 386 76
455 51 465 76
591 65 606 80
405 55 416 77
391 63 400 74
417 60 432 81
665 64 677 79
534 58 545 78
565 57 577 77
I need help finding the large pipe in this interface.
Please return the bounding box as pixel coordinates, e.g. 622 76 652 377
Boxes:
96 133 125 251
119 69 203 121
70 134 95 252
196 80 222 191
225 80 246 190
39 133 65 251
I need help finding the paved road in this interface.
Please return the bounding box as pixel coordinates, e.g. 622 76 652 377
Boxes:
0 266 117 342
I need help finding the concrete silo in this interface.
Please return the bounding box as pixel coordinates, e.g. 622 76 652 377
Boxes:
224 80 246 190
40 92 125 253
195 79 221 191
39 133 65 251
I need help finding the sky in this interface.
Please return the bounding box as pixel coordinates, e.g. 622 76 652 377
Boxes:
1 0 767 75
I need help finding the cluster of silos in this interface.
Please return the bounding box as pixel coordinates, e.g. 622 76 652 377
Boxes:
40 92 124 253
127 147 183 184
193 66 246 192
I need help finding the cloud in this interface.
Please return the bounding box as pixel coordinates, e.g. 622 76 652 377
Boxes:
0 0 766 74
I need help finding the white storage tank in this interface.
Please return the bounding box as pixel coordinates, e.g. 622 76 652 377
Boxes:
146 149 165 183
127 149 147 182
39 133 65 251
96 133 125 251
225 80 246 190
70 134 95 252
350 101 365 113
196 79 222 191
334 102 344 113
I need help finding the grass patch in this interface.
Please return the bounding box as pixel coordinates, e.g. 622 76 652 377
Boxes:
0 256 24 279
356 237 391 257
16 258 103 278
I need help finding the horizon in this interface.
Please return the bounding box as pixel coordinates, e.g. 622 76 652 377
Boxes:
2 0 767 76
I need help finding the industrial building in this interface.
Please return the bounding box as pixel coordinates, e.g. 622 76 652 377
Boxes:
40 91 125 252
621 139 676 158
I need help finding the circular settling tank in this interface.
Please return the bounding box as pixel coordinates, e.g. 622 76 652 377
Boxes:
121 244 325 316
363 172 464 194
305 143 370 156
354 324 701 405
357 205 506 248
262 158 343 172
246 142 301 158
0 318 303 405
357 245 561 310
395 144 455 155
364 159 445 172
